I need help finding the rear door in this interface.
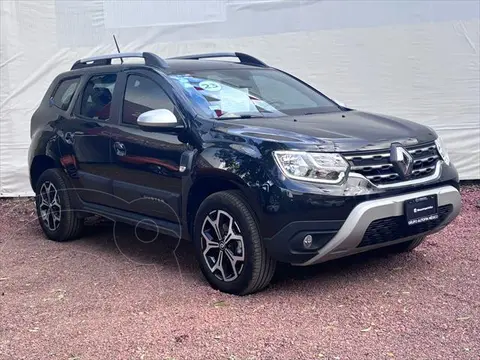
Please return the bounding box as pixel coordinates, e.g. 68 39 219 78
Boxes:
107 69 190 223
64 72 119 205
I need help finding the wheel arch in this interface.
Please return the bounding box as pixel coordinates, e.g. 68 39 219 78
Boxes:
185 170 262 239
30 154 58 191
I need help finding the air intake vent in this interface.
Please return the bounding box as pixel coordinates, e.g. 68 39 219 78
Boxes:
358 205 452 248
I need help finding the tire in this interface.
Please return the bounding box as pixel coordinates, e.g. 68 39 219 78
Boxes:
193 190 276 295
392 236 426 253
34 168 84 242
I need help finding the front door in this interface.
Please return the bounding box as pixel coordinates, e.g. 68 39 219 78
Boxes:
67 72 119 206
108 70 190 224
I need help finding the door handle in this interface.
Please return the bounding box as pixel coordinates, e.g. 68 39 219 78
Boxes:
64 132 75 145
113 141 126 156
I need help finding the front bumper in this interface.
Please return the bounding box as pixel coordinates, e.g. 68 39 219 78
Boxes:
264 185 461 265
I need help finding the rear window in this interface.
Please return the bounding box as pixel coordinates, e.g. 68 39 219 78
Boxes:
78 74 117 121
52 77 80 110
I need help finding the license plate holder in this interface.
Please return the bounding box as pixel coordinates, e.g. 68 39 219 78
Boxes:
404 195 439 226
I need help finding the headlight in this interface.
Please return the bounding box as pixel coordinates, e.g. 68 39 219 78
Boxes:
273 151 349 184
435 136 450 165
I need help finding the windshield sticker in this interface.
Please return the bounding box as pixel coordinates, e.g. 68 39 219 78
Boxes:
198 80 222 92
219 87 257 114
169 74 286 118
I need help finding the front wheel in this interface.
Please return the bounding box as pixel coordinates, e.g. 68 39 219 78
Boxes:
193 190 276 295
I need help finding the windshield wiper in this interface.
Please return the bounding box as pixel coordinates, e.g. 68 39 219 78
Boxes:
218 114 264 120
303 109 342 115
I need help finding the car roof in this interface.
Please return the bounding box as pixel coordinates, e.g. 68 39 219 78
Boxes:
62 59 267 79
59 61 270 85
65 51 272 78
163 59 265 73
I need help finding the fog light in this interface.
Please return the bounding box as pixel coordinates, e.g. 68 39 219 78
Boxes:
303 235 313 249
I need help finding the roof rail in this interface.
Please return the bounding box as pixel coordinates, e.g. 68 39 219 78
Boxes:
71 52 168 70
168 52 268 67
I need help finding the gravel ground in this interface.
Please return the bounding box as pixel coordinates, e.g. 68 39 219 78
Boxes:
0 185 479 360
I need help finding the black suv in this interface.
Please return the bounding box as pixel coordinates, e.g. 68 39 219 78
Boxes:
29 52 462 295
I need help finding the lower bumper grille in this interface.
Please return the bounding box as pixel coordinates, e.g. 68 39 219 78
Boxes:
358 205 453 248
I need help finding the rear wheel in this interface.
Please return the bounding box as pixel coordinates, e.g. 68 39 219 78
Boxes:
392 236 426 252
193 190 276 295
35 168 84 242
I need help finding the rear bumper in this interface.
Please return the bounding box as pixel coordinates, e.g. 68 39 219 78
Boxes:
264 185 461 265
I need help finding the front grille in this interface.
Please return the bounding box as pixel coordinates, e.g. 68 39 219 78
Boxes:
344 142 440 186
358 205 452 248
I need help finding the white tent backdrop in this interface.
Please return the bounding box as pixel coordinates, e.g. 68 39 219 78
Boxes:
1 0 479 196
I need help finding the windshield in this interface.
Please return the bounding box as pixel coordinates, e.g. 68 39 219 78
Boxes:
169 68 342 119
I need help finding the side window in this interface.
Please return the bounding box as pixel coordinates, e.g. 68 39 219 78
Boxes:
52 77 80 111
78 74 117 120
122 75 175 125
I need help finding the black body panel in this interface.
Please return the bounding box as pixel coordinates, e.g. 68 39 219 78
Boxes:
105 69 190 223
210 110 436 152
28 55 461 263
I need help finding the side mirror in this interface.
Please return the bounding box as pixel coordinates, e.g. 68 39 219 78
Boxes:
137 109 182 130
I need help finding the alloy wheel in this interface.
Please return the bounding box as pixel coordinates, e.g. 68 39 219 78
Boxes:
201 209 245 282
38 181 62 231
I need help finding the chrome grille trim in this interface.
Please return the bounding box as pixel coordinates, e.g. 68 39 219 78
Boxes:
410 145 436 154
349 161 442 189
344 153 389 160
365 173 398 180
344 145 436 161
344 142 441 186
351 155 439 171
351 163 393 171
413 155 439 165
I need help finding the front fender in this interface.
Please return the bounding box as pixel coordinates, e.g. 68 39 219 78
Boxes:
189 143 273 223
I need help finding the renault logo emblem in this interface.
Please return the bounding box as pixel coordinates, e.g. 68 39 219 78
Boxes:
390 143 414 179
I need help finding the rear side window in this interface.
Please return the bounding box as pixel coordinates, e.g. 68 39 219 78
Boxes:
52 77 80 110
122 74 175 125
78 74 117 120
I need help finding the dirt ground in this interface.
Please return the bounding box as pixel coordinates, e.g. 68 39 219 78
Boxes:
0 185 479 360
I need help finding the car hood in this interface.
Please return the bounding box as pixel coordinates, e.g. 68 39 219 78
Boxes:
212 110 437 152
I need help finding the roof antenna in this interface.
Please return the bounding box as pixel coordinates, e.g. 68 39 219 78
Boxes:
113 35 123 64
